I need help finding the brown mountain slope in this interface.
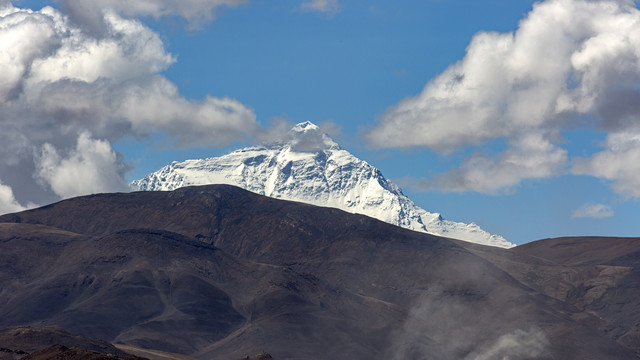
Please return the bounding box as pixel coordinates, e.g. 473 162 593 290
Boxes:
457 236 640 356
514 236 640 266
21 345 144 360
233 354 273 360
0 326 135 360
0 185 638 359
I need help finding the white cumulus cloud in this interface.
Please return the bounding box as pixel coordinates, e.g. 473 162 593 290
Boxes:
366 0 640 197
35 132 129 199
0 3 258 209
0 179 27 215
572 202 614 218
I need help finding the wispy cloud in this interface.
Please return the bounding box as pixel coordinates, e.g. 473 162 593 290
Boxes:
465 328 548 360
300 0 341 15
58 0 249 32
414 132 567 194
365 0 640 197
572 203 614 219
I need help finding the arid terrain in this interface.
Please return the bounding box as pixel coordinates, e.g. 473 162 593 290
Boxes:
0 185 638 359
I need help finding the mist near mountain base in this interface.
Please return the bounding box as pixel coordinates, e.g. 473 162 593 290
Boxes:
385 287 549 360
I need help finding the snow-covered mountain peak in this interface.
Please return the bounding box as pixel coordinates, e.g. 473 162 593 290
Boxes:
131 122 514 248
291 121 319 133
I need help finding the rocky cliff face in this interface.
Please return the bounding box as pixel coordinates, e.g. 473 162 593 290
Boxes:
132 122 513 248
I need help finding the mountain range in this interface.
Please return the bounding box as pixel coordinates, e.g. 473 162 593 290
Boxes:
131 122 513 248
0 184 638 359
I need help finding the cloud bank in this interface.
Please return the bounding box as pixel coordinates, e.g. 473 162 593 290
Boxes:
0 2 257 213
366 0 640 198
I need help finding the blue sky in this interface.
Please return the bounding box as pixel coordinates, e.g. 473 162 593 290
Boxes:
2 0 640 244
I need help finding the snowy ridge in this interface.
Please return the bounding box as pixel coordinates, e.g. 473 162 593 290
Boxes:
132 122 514 248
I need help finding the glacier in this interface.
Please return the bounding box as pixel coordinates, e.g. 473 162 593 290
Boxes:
131 122 514 248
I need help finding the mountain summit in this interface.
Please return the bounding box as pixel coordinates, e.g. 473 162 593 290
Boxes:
131 122 513 248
